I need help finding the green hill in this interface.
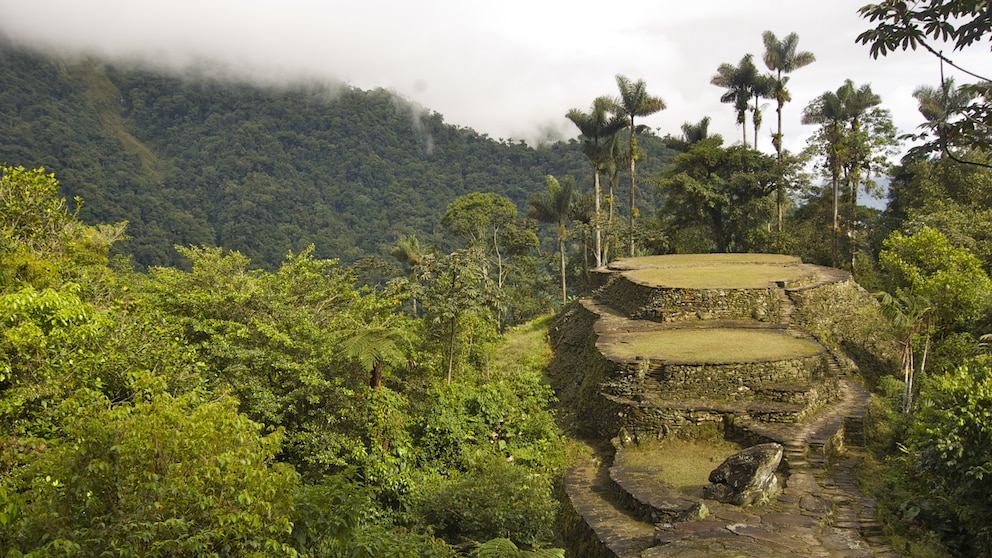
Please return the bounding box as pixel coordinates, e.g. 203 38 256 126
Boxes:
0 37 673 269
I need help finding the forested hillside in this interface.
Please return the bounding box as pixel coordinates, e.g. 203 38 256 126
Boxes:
0 37 672 269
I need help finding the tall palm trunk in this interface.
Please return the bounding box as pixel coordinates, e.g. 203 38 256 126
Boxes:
604 172 617 263
831 167 840 268
628 131 637 257
594 171 603 267
776 97 785 231
850 169 859 272
556 222 567 305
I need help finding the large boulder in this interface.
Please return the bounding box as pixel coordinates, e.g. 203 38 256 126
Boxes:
703 443 783 506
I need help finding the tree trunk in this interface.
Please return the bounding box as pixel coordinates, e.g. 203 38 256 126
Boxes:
582 229 589 282
775 97 784 232
558 227 567 305
628 135 637 257
594 170 602 268
446 267 459 384
604 174 617 264
752 95 761 151
831 171 840 268
850 176 858 273
741 112 748 147
370 360 383 389
447 314 457 384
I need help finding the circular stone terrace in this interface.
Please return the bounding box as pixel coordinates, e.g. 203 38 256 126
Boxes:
606 253 814 289
599 328 823 364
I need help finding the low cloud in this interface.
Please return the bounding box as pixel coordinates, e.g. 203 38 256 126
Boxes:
0 0 986 150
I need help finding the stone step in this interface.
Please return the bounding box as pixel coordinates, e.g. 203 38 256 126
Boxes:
564 458 658 558
859 520 885 537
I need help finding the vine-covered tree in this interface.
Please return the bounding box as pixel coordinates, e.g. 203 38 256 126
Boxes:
656 138 779 252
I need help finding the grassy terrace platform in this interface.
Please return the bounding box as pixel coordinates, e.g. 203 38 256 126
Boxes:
607 254 811 290
601 328 822 363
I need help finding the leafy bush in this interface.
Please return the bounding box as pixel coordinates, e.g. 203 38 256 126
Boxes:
909 358 992 555
412 454 559 547
1 387 300 556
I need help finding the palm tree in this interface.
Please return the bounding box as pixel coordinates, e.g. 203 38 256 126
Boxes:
612 74 666 257
601 129 628 264
566 96 627 268
529 175 575 305
763 31 816 157
802 82 852 267
912 77 975 158
664 116 717 152
877 291 932 413
711 55 760 148
841 82 882 270
763 31 815 231
390 234 424 315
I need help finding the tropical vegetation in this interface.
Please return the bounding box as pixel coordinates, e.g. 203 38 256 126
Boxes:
2 3 992 555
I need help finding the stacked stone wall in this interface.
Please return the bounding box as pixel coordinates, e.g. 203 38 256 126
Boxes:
595 273 782 323
548 302 629 438
646 353 829 398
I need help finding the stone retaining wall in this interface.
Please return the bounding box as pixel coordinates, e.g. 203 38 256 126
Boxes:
548 302 628 438
594 273 783 323
646 354 829 397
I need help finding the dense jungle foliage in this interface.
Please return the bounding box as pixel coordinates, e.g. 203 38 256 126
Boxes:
4 3 992 553
0 164 569 556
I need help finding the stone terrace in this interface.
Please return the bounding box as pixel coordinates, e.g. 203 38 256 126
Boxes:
549 254 899 557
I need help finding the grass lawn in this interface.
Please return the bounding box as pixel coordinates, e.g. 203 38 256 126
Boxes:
612 253 800 267
624 264 809 289
619 437 744 497
604 328 822 362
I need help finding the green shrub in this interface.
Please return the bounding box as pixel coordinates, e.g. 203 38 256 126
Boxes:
412 454 559 547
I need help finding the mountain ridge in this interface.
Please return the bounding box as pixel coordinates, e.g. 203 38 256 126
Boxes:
0 37 672 269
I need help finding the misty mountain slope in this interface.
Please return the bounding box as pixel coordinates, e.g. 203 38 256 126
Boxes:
1 38 672 269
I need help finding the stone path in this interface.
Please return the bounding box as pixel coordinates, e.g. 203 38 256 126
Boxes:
564 378 901 557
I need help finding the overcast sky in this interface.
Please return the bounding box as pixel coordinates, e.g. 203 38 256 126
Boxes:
0 0 984 156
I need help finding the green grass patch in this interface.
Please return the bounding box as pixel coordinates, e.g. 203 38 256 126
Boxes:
620 438 743 496
614 253 801 267
604 328 821 362
490 314 553 377
625 264 808 289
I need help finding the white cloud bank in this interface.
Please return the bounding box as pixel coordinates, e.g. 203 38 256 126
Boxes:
0 0 986 154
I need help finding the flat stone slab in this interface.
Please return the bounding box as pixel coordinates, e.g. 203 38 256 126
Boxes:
645 521 876 558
